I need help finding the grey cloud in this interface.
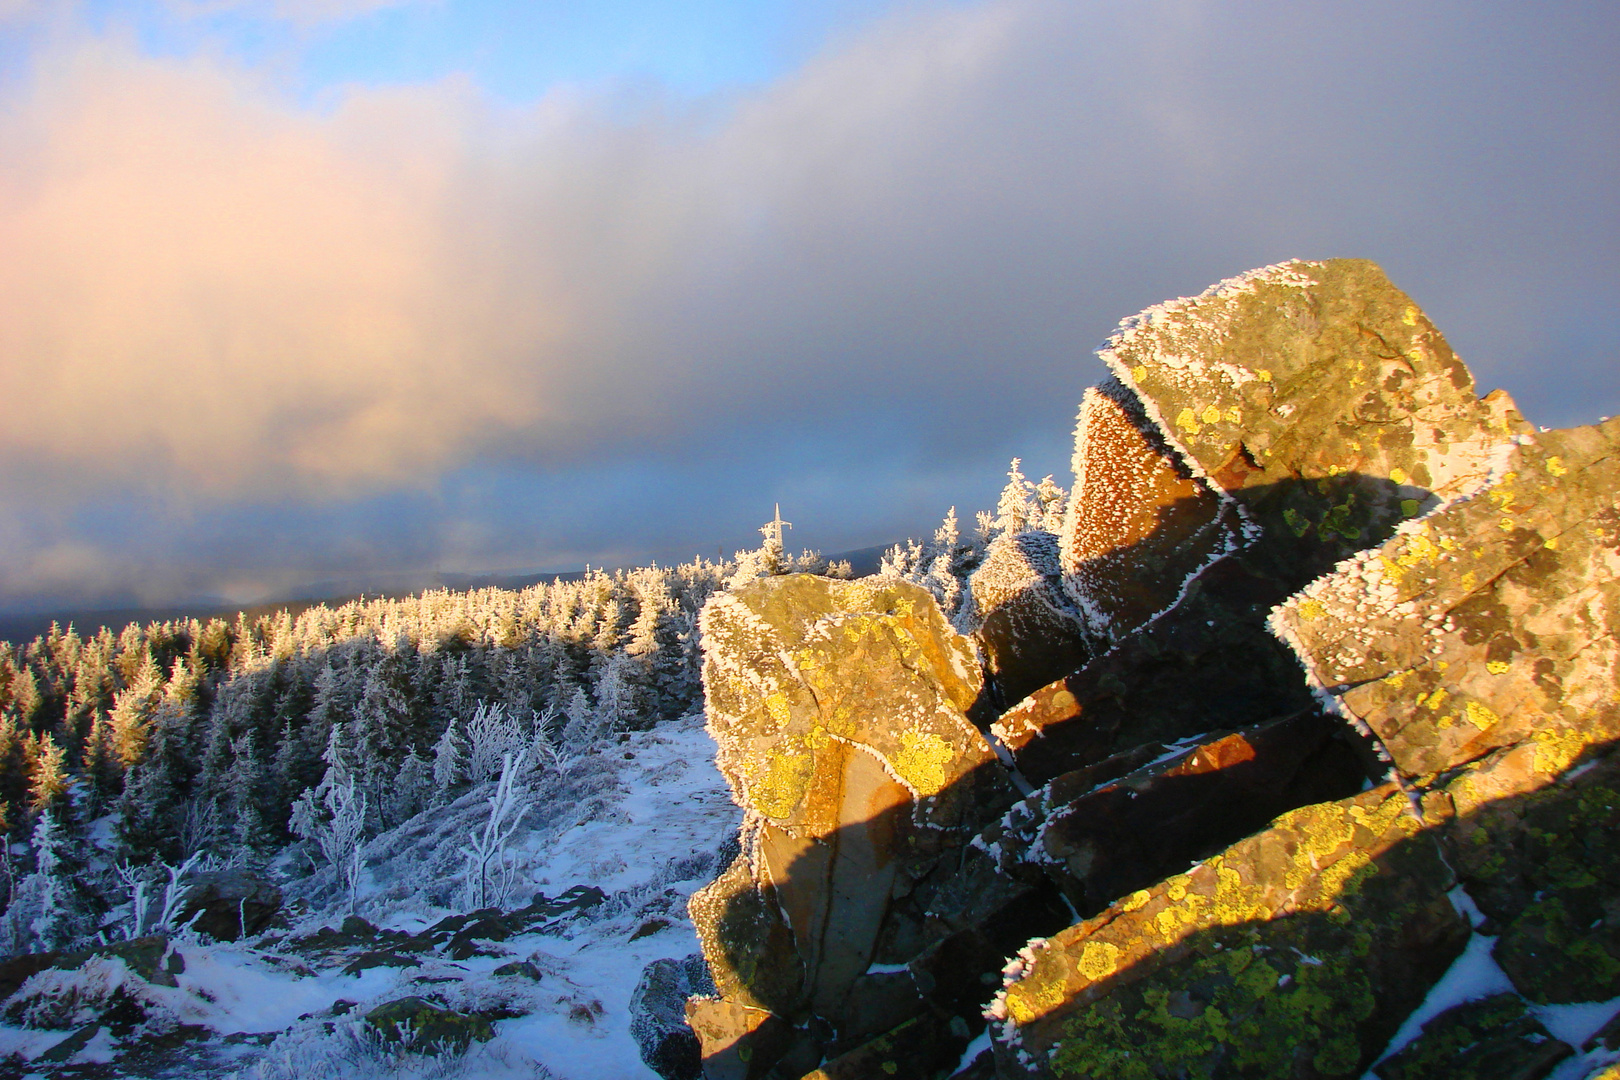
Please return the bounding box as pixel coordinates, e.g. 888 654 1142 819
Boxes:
0 0 1614 609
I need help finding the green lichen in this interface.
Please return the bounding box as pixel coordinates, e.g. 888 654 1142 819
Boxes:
1050 939 1376 1079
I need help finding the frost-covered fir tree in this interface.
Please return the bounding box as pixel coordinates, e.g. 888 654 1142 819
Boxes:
386 751 434 827
19 810 77 951
993 458 1040 538
432 716 465 795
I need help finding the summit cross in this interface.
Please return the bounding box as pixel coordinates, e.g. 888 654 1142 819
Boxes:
761 504 793 549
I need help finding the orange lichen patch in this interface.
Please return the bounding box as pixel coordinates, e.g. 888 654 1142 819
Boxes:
1061 385 1231 641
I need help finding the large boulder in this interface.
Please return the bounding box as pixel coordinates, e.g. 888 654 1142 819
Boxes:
174 868 281 941
691 575 1020 1072
688 261 1615 1080
362 996 493 1055
1097 259 1528 572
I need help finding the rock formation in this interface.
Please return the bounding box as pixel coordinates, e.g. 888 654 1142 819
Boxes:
687 259 1620 1080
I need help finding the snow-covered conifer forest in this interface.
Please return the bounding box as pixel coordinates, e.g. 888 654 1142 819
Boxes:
0 477 1055 1077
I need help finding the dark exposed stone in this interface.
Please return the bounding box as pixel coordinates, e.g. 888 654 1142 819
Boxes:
1372 994 1571 1080
983 710 1370 916
174 869 282 941
630 954 715 1080
992 560 1328 787
802 1011 966 1080
362 996 493 1055
0 950 60 1003
341 950 422 976
35 1021 101 1063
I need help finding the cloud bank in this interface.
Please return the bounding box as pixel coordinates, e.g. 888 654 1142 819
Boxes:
0 0 1615 610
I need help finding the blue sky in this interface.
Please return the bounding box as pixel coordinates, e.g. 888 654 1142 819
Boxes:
67 0 904 101
0 0 1615 615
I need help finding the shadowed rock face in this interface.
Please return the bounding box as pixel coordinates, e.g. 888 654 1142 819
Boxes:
1061 380 1233 644
687 260 1620 1080
979 709 1368 918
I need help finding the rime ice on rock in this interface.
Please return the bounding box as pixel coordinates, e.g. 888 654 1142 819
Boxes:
963 529 1092 709
1100 258 1530 584
993 258 1532 781
688 575 1019 1075
1060 380 1233 644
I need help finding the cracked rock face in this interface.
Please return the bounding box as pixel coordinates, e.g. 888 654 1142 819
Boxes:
689 576 1016 1071
687 261 1620 1080
1274 416 1620 784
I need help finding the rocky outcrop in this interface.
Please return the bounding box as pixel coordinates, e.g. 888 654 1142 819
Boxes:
174 868 282 941
1060 380 1233 644
687 260 1619 1080
689 575 1033 1075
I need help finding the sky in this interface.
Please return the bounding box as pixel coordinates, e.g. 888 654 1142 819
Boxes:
0 0 1615 617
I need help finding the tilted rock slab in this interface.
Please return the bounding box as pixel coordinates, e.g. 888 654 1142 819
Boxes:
991 786 1470 1079
1060 379 1234 644
1098 258 1527 560
1275 416 1620 1008
689 575 1018 1076
999 258 1528 777
1273 416 1620 784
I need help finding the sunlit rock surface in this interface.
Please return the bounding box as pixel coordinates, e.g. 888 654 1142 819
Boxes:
688 261 1620 1080
689 576 1022 1075
992 787 1470 1080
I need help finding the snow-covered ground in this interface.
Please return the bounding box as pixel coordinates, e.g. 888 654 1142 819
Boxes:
0 713 740 1079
